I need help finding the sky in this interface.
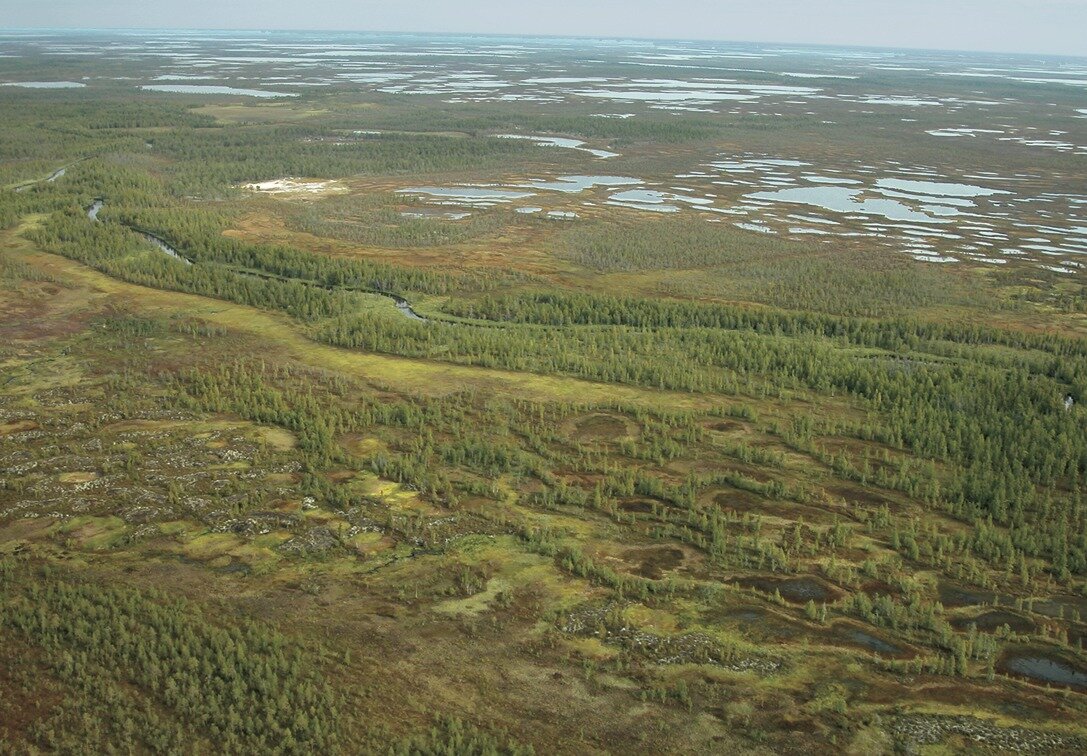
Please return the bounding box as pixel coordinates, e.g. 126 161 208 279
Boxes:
3 0 1087 57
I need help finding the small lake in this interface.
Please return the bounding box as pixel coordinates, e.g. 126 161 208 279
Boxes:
400 209 471 220
1001 651 1087 691
734 575 839 604
493 134 618 159
747 186 944 224
397 186 536 204
518 175 641 193
840 627 908 657
2 81 85 89
140 84 298 98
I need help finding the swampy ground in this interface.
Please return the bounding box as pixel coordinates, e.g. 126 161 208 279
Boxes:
1 30 1086 754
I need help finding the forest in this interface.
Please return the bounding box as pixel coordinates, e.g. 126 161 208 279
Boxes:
2 42 1087 755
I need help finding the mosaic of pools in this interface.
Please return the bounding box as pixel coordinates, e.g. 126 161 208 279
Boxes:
2 30 1083 273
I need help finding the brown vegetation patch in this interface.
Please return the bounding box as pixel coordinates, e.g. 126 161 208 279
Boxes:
618 497 668 515
936 580 1005 608
572 413 631 442
825 483 893 509
57 471 98 484
0 419 38 436
622 545 685 579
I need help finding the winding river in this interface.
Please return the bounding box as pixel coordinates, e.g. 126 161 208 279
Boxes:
13 161 84 193
86 199 428 321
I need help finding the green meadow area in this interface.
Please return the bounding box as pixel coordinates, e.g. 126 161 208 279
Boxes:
2 30 1086 754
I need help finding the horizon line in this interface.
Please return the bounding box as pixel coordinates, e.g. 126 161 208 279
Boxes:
2 25 1086 61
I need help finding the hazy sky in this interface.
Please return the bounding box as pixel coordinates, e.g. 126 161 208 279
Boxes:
3 1 1086 57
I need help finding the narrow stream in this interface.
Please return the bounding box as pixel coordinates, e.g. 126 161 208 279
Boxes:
13 161 81 193
87 199 191 266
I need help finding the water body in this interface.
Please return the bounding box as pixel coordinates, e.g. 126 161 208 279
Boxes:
141 232 193 265
843 629 905 657
494 134 618 159
2 81 84 89
88 199 190 266
1001 652 1087 691
747 186 943 223
397 186 536 205
518 175 641 193
927 127 1004 138
875 178 1010 198
85 200 436 320
400 210 471 220
609 188 713 213
734 576 838 603
14 164 74 192
139 84 298 98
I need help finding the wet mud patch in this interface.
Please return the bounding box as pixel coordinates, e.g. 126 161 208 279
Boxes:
830 623 914 659
937 580 1009 608
618 497 670 515
706 605 807 643
707 419 748 433
623 545 685 579
712 489 835 524
711 489 769 513
1031 594 1087 621
733 575 842 604
952 610 1035 634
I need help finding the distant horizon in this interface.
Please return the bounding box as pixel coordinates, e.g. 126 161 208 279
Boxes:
3 24 1087 61
2 1 1085 58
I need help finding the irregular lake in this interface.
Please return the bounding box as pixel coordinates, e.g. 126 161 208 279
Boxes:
747 186 944 223
2 81 84 89
494 134 618 159
397 186 536 204
1001 651 1087 691
140 84 298 98
734 575 839 604
875 178 1010 199
518 175 641 193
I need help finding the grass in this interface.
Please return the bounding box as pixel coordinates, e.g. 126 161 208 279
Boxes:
4 227 736 409
2 60 1087 754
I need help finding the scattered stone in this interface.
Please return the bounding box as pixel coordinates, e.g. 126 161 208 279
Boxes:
892 714 1086 754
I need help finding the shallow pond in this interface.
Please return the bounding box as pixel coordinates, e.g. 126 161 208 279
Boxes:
747 186 943 224
734 575 838 603
397 186 535 203
140 84 298 98
951 610 1035 633
493 134 618 159
2 80 84 88
840 628 907 657
519 175 641 193
875 178 1010 199
400 209 471 220
1001 651 1087 691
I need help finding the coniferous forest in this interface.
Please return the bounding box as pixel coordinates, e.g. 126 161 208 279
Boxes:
2 28 1087 755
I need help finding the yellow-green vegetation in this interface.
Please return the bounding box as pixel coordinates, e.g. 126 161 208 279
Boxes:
2 36 1087 756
